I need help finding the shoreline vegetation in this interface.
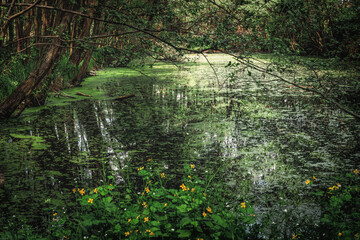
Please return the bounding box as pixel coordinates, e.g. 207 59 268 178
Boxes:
1 163 359 239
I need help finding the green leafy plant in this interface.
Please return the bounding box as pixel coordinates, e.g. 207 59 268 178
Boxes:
48 164 256 239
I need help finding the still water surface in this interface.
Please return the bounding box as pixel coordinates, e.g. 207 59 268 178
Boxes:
0 54 359 232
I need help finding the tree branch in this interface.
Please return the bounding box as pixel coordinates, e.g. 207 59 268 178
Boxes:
225 52 360 120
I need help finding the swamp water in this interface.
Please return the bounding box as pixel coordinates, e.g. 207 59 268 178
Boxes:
0 54 359 236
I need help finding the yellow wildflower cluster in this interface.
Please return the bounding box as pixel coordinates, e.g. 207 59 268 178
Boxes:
164 203 167 207
161 172 165 178
125 232 130 236
180 183 189 191
202 212 207 218
146 229 154 236
94 188 98 194
88 198 93 204
142 202 148 208
73 188 86 195
190 164 195 169
144 217 149 222
292 234 297 239
354 169 359 174
137 166 144 171
305 176 318 185
145 187 150 194
329 183 341 191
206 206 213 214
241 202 246 208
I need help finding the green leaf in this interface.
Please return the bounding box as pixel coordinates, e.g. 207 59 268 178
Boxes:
310 191 324 196
150 206 157 213
212 214 228 228
176 204 188 213
205 221 214 228
177 230 191 238
151 221 161 227
180 217 192 227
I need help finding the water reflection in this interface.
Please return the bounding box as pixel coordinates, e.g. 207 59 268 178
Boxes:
0 55 359 233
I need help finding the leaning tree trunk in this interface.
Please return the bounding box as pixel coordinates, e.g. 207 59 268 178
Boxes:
71 19 100 86
0 10 73 119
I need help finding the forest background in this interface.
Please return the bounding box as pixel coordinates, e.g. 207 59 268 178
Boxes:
0 0 359 120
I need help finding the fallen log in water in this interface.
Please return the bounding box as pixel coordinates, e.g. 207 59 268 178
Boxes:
114 94 136 101
76 92 92 97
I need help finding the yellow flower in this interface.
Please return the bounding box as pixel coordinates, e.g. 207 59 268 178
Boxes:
63 236 68 239
161 172 165 178
202 212 207 217
339 232 342 236
188 175 191 179
147 158 152 161
79 188 85 196
137 166 144 171
241 202 246 208
53 212 58 216
136 215 140 219
251 214 256 216
180 183 188 191
125 232 130 236
88 198 93 204
142 202 148 208
128 219 131 222
144 217 149 222
292 234 297 239
354 169 359 174
145 187 150 194
150 232 154 236
305 179 310 185
191 188 195 192
206 206 213 213
94 188 98 194
72 188 76 194
203 193 206 197
190 164 195 169
164 203 167 207
313 176 317 181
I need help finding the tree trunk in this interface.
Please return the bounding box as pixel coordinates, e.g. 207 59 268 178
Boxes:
69 0 96 66
70 18 100 86
0 10 73 119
